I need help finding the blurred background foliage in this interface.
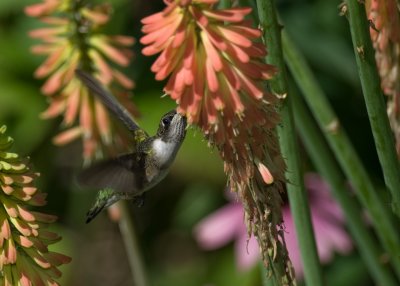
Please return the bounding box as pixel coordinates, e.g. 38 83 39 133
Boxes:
0 0 386 285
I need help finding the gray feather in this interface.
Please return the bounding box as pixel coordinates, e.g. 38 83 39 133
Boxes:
75 69 146 135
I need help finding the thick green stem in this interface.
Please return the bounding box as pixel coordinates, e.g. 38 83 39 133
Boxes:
117 201 149 286
292 87 398 286
344 0 400 217
256 1 324 285
282 31 400 279
260 262 280 286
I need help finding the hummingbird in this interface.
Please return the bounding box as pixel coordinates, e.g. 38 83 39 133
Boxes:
75 70 187 223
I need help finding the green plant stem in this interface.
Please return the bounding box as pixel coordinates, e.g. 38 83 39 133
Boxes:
256 1 324 285
259 262 279 286
117 201 149 286
292 88 398 286
282 31 400 280
344 0 400 218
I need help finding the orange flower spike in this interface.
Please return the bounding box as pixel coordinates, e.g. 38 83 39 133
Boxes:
26 0 136 161
0 126 71 285
141 1 276 130
142 3 292 278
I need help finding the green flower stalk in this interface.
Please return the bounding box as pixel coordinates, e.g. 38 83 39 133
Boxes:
0 125 71 286
366 0 400 158
343 0 400 217
256 1 323 285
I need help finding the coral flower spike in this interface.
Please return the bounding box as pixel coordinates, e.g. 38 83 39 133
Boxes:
140 0 280 181
142 1 294 283
26 0 136 161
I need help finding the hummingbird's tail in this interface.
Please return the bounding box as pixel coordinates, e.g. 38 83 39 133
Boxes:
86 189 119 223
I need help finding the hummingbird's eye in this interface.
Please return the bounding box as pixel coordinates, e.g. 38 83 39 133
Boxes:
162 116 172 127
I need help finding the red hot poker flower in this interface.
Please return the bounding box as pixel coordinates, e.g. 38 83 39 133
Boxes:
140 0 280 186
141 1 294 282
26 0 136 161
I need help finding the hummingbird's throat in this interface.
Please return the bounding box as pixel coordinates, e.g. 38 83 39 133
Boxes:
152 138 179 167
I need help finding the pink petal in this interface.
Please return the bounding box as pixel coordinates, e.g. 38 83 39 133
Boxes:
205 58 219 92
92 37 130 66
112 69 135 89
52 127 82 145
40 99 65 119
282 208 303 277
226 43 250 63
209 90 225 110
183 31 195 69
109 35 135 46
200 31 223 72
34 45 66 78
194 203 243 250
89 50 112 84
28 27 65 39
17 206 35 222
257 162 274 184
221 60 241 90
203 26 228 51
79 87 92 136
202 7 252 23
41 69 64 95
236 71 263 99
142 8 180 32
22 187 37 196
94 99 111 144
151 41 178 73
141 11 168 25
235 231 260 271
63 86 80 126
218 26 252 48
81 7 110 25
229 25 261 39
140 14 182 47
172 21 187 48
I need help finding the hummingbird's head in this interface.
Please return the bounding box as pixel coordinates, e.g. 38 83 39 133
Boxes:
157 110 187 143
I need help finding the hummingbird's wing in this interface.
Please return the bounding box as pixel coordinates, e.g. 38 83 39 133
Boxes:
78 153 146 194
75 70 149 142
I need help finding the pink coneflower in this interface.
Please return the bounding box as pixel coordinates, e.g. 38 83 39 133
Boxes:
0 125 71 285
194 174 353 278
141 1 293 282
26 0 136 161
366 0 400 157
